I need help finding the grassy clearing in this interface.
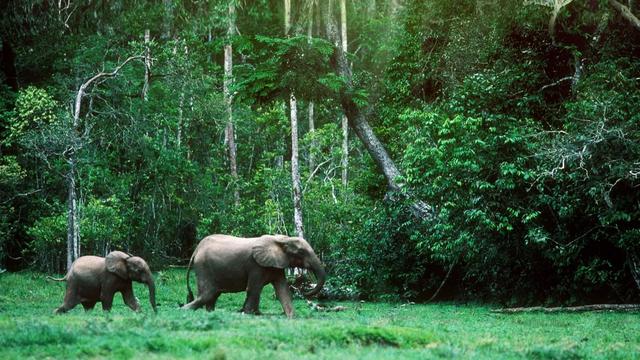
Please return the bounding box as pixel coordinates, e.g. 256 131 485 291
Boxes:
0 270 639 359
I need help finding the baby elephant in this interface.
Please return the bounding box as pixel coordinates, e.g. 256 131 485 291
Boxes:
52 251 157 314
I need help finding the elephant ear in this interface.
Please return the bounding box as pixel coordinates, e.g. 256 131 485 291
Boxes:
105 251 130 279
252 236 289 269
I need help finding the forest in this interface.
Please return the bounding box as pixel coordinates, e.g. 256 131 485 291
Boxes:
1 0 640 308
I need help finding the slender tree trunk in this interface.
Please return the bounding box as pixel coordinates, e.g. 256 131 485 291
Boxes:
308 102 315 170
67 56 144 271
290 94 304 238
177 42 186 148
340 0 349 189
142 29 151 100
307 2 317 171
321 1 434 220
66 149 79 271
286 0 304 238
549 8 558 44
285 0 292 35
163 0 173 39
224 1 240 205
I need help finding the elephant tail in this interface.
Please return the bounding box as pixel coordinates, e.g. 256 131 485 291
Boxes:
186 248 197 303
46 275 67 282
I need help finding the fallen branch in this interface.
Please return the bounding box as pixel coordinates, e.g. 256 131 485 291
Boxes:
306 300 347 312
492 304 640 313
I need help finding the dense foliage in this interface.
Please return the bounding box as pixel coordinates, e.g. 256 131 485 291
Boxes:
1 0 639 305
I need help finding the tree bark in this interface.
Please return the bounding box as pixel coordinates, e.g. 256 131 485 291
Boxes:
610 0 640 30
286 0 305 238
308 101 316 170
142 29 151 100
224 1 240 205
290 94 305 238
321 1 434 220
65 154 79 271
548 7 558 44
340 0 349 189
177 42 186 148
285 0 292 35
307 2 317 171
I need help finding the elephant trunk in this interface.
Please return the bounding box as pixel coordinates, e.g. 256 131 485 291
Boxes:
303 257 326 298
147 278 157 313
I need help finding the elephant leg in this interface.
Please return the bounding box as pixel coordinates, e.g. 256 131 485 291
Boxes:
122 286 141 312
242 276 265 315
273 278 294 318
101 292 115 311
81 300 97 311
205 291 222 312
54 286 80 314
183 287 219 311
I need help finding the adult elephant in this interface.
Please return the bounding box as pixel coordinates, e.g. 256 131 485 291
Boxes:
181 234 325 318
52 251 157 314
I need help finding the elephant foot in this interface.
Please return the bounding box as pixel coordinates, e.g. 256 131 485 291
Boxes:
240 308 261 316
53 305 70 314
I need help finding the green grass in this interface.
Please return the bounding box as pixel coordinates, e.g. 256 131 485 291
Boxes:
1 270 639 359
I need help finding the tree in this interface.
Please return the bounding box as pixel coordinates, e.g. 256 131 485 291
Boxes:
307 1 317 172
320 0 434 220
66 55 144 270
340 0 349 189
285 0 305 238
525 0 574 44
225 0 240 206
609 0 640 30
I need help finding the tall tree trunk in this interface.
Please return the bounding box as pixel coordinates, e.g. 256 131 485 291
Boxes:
162 0 173 39
224 1 240 205
307 2 317 171
67 56 144 271
286 0 305 237
290 94 304 238
320 1 434 220
143 29 151 100
340 0 349 189
177 42 186 148
66 149 79 271
368 0 377 17
308 102 315 170
285 0 292 35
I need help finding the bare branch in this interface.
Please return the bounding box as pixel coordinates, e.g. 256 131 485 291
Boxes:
539 76 573 92
74 55 145 125
493 304 640 313
1 189 42 204
303 158 333 193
